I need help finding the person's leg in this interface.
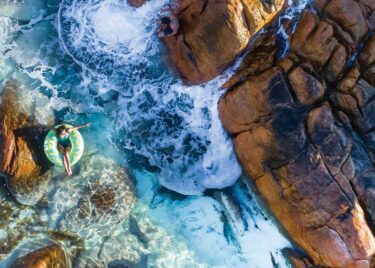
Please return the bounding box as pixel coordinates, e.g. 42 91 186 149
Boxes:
62 153 71 176
64 147 72 175
59 145 70 176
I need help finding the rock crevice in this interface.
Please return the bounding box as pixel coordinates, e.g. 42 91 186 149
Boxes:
0 81 55 206
164 0 286 84
217 0 375 265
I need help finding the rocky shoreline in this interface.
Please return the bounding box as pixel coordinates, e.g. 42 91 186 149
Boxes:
1 0 375 266
164 0 375 266
163 0 286 84
0 81 55 206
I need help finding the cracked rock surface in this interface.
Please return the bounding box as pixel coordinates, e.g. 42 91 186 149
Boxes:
164 0 285 84
218 0 375 266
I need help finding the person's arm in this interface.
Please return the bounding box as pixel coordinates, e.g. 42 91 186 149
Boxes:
68 123 91 133
170 16 179 35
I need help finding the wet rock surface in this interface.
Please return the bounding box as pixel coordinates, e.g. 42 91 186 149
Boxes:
0 153 137 266
0 81 54 205
58 155 136 239
164 0 285 84
9 243 71 268
219 0 375 266
0 196 48 261
127 0 146 8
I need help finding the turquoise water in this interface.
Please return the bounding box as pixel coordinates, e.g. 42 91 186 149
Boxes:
0 0 311 267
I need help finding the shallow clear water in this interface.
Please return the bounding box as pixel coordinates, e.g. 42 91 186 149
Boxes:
0 0 309 267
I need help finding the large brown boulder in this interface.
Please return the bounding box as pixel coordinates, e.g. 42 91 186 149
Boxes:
324 0 368 44
0 81 54 205
219 0 375 266
164 0 285 84
288 67 325 105
290 12 338 67
9 244 71 268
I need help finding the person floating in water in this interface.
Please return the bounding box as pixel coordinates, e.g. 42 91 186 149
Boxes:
55 123 91 176
157 5 179 37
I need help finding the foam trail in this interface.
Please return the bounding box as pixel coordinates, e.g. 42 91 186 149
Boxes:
58 0 242 194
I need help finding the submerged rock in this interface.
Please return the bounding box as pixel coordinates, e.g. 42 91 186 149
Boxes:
97 208 204 268
9 243 71 268
46 155 137 266
164 0 285 84
57 155 136 239
0 177 51 261
219 0 375 266
7 169 52 207
0 81 54 205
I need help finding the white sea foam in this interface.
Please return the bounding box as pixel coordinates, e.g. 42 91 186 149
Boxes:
0 0 47 21
277 0 312 57
92 5 145 49
58 0 242 194
133 170 292 268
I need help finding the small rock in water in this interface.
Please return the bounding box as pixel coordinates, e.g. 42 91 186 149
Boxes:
0 185 50 261
6 169 53 206
9 243 71 268
127 0 146 8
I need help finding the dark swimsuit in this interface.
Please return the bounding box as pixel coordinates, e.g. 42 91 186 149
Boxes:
161 16 173 36
57 134 71 148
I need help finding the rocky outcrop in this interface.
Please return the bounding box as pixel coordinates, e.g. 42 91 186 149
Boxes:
9 243 71 268
0 81 54 205
127 0 146 8
219 0 375 266
164 0 285 84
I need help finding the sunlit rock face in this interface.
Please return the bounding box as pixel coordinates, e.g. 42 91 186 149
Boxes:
0 81 55 206
9 243 71 268
164 0 286 84
219 0 375 266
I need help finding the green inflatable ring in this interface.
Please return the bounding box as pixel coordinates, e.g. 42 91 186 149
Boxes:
44 124 84 167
